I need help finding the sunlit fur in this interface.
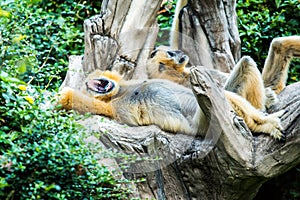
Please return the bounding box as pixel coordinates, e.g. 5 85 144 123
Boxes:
145 44 297 139
58 70 206 136
224 56 266 110
58 36 300 140
147 46 191 88
262 36 300 94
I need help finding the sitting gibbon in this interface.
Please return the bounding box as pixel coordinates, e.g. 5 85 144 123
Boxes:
58 36 300 140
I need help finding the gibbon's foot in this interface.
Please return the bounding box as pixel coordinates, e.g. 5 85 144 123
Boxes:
269 126 284 140
265 110 286 140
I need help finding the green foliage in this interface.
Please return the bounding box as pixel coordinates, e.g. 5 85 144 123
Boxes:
156 0 300 83
0 1 133 199
0 0 101 90
237 0 300 84
0 71 131 199
156 0 177 46
237 1 300 198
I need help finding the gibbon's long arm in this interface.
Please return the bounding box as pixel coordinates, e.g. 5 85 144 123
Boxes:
58 87 114 117
262 36 300 94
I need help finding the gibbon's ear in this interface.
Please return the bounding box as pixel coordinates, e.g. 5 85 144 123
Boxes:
85 70 121 100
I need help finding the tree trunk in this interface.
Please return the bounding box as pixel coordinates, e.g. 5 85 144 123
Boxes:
83 0 163 80
180 0 241 72
60 0 300 199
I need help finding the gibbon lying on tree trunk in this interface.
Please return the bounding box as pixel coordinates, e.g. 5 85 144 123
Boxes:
58 36 300 140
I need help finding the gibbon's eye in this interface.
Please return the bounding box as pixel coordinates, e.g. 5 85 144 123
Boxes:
86 78 115 94
178 57 186 64
159 62 166 72
150 50 158 58
167 51 175 57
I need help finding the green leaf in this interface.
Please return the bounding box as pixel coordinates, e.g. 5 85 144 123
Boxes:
0 71 25 84
275 0 282 8
17 61 27 74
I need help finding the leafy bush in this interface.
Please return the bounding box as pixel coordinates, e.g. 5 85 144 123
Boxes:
0 0 101 90
237 0 300 84
156 0 300 83
0 71 131 199
237 1 300 198
156 1 177 46
0 1 133 199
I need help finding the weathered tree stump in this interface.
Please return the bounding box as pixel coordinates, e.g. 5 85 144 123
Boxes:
60 0 300 199
179 0 241 72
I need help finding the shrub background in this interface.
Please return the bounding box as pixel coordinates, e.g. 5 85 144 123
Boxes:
0 0 101 90
237 0 300 84
1 0 299 199
1 0 132 199
156 0 300 199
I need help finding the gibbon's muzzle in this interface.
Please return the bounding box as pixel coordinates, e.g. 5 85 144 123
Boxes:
167 50 188 64
86 78 115 94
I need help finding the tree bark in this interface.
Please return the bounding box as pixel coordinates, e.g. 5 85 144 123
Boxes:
60 0 300 199
180 0 241 72
83 0 163 80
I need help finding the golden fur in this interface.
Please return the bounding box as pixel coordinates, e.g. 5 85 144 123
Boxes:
58 70 207 136
224 56 266 110
147 46 191 87
262 36 300 94
145 36 300 139
58 36 300 140
225 91 284 139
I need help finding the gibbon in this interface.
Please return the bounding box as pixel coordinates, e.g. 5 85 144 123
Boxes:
147 46 191 87
58 70 207 136
146 36 300 139
147 46 229 87
58 36 300 140
147 47 267 109
58 65 284 139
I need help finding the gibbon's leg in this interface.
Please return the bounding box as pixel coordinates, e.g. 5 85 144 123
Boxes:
170 0 188 49
262 36 300 94
58 87 114 117
225 91 285 140
224 56 266 110
264 87 278 109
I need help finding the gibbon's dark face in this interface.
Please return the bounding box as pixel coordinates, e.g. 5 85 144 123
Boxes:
150 48 189 67
86 78 115 94
166 50 189 64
